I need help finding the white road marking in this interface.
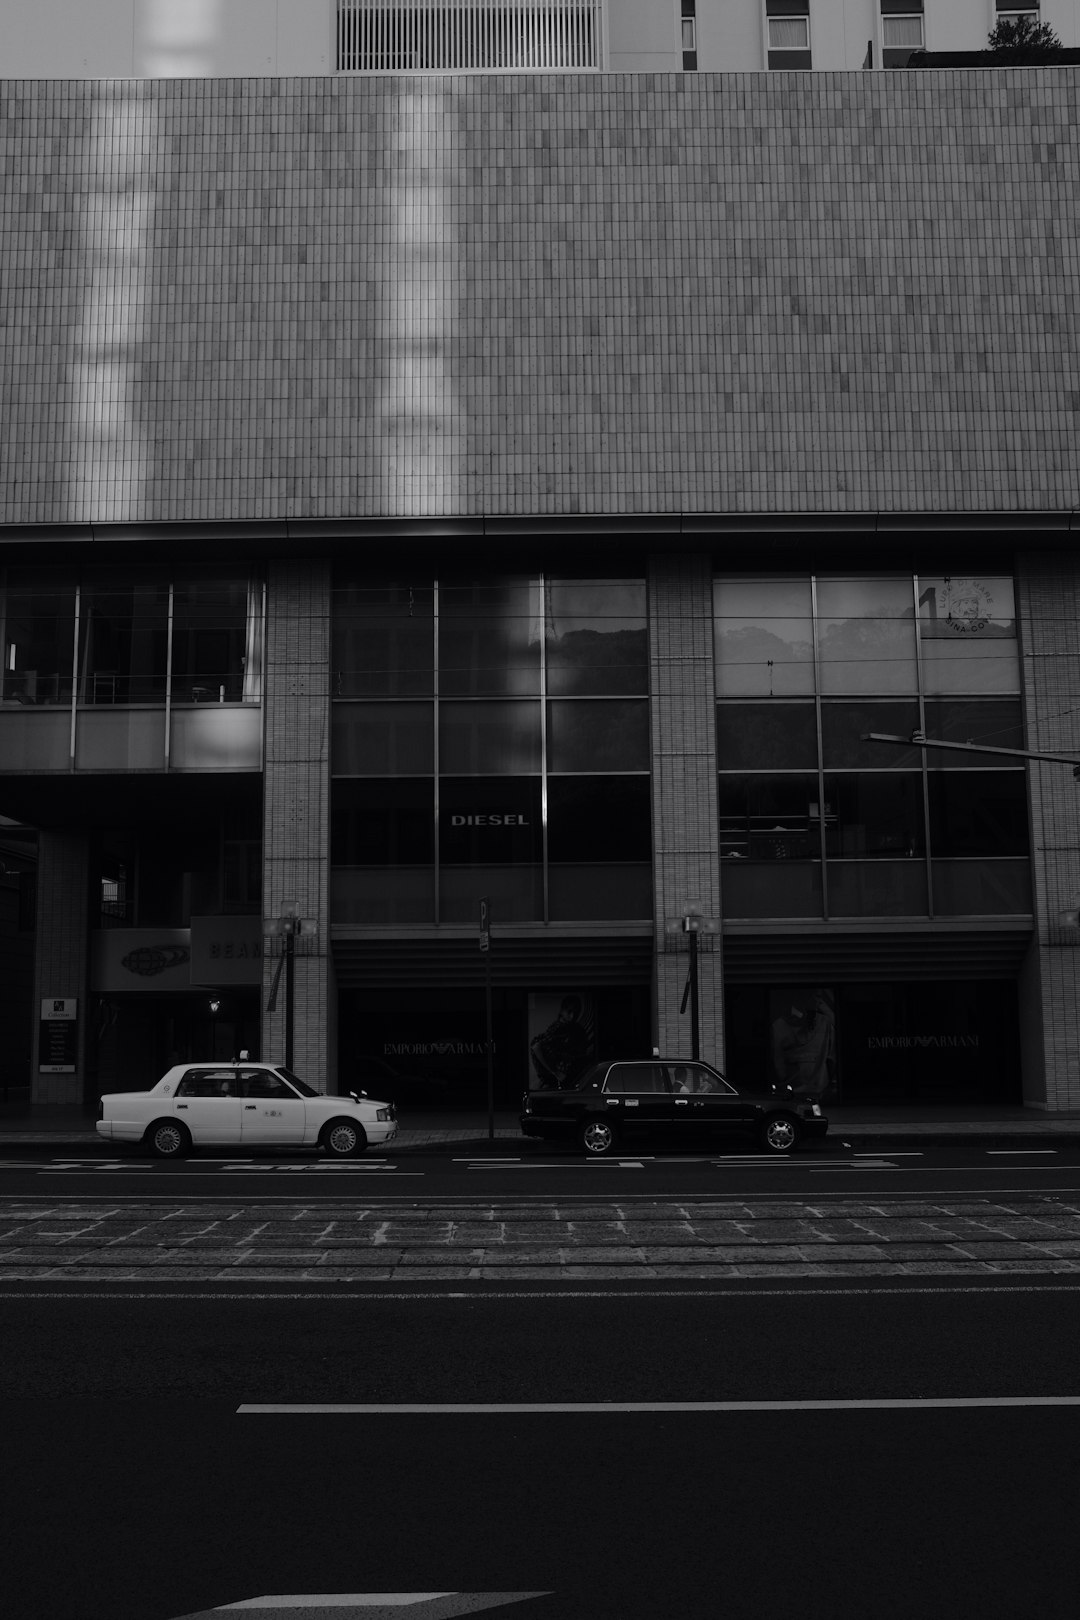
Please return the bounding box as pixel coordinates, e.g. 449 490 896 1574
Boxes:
238 1396 1080 1414
854 1151 924 1157
811 1160 900 1171
6 1283 1080 1302
987 1149 1058 1155
465 1161 644 1170
216 1597 455 1609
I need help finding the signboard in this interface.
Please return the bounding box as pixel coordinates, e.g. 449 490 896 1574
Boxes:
190 916 263 985
92 929 191 993
39 997 77 1073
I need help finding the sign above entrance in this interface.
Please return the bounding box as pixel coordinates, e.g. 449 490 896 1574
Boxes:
190 915 263 986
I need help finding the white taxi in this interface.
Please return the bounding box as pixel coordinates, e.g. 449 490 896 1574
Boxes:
96 1063 397 1157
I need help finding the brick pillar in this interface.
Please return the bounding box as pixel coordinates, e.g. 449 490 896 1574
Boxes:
649 553 724 1064
1017 553 1080 1111
261 560 335 1090
32 831 90 1104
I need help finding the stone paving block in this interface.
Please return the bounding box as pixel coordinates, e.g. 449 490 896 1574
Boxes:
318 1250 404 1266
396 1248 488 1265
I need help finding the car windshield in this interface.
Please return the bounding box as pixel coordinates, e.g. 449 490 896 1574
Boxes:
274 1067 319 1097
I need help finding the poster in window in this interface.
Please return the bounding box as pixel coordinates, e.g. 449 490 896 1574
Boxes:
528 992 596 1090
768 986 837 1104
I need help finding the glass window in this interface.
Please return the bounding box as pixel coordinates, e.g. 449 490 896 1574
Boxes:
823 773 925 858
827 862 929 917
439 777 542 865
821 702 922 769
918 577 1019 695
332 582 434 697
923 699 1024 768
439 701 542 775
171 579 255 704
716 702 817 771
604 1063 668 1094
78 580 169 704
545 579 648 696
931 859 1032 916
927 771 1029 859
717 774 821 861
440 578 542 697
547 776 652 864
1 574 75 705
331 779 434 866
714 578 814 697
332 703 434 776
768 16 810 48
547 700 650 773
816 578 917 695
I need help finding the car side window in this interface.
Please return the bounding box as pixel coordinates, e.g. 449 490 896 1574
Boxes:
243 1072 296 1099
603 1064 668 1095
176 1070 240 1098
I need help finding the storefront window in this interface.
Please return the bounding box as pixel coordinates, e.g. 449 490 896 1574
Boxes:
547 699 650 773
78 580 170 704
171 579 259 704
547 775 652 864
718 774 822 862
714 578 814 696
332 779 435 866
545 579 648 696
439 578 542 696
918 576 1019 694
927 771 1029 858
822 773 925 859
332 582 434 697
332 702 434 776
716 702 817 771
1 574 75 704
816 577 917 695
439 701 542 775
821 701 921 769
439 777 543 865
922 699 1024 766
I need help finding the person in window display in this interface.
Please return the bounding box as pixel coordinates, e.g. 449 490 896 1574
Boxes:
770 988 836 1101
529 995 594 1090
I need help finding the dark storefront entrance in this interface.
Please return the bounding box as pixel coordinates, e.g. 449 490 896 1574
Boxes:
724 979 1021 1106
338 985 651 1107
89 991 262 1100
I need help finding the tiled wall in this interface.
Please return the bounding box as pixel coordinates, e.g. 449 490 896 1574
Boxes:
1 70 1078 524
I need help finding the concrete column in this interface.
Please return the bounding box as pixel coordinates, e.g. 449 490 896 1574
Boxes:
261 559 335 1090
1016 552 1080 1111
649 553 724 1064
31 831 90 1104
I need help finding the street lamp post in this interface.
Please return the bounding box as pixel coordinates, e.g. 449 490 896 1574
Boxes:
267 907 316 1070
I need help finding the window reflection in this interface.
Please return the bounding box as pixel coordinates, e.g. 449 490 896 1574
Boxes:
918 576 1019 695
1 577 75 704
171 580 257 704
816 577 916 696
545 579 647 696
440 578 542 696
332 582 434 697
547 699 649 773
714 578 814 697
822 774 925 859
78 580 170 704
439 701 542 775
718 774 822 861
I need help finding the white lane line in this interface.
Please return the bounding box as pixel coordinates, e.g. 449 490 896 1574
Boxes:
6 1283 1080 1302
465 1161 645 1170
238 1396 1080 1414
987 1150 1059 1155
854 1151 925 1158
216 1596 455 1609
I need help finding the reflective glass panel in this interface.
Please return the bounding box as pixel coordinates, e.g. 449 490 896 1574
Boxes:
716 702 817 771
827 862 929 917
720 862 823 918
545 580 648 696
171 579 255 704
717 774 822 862
78 580 170 704
439 777 542 865
439 702 542 775
823 773 925 858
548 863 653 921
332 582 435 697
918 576 1019 694
931 859 1032 916
922 699 1024 768
547 700 650 773
816 578 917 695
714 578 814 697
439 578 542 696
547 776 652 864
331 779 435 866
1 575 75 704
332 703 434 776
821 702 922 769
927 771 1029 858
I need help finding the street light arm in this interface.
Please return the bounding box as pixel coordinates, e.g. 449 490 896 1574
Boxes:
864 732 1080 768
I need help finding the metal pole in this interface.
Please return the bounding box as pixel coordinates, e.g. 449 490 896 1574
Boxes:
689 927 700 1061
284 925 295 1071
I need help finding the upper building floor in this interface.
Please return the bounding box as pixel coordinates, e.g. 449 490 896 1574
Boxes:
1 0 1077 77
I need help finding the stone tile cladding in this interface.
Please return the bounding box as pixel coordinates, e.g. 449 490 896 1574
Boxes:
1 70 1078 524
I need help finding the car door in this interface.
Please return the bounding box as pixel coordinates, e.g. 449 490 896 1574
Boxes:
668 1063 754 1143
240 1069 307 1147
172 1069 244 1144
600 1063 675 1143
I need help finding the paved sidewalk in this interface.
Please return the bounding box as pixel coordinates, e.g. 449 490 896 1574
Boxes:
4 1194 1080 1281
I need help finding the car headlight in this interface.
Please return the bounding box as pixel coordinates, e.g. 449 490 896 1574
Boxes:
376 1107 391 1122
811 1104 822 1117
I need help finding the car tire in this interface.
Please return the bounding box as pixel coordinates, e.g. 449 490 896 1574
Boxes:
759 1112 801 1155
579 1117 618 1157
146 1119 191 1159
321 1118 368 1158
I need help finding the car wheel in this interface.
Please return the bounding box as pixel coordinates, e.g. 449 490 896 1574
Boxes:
579 1117 618 1157
321 1118 368 1157
146 1119 191 1159
759 1112 801 1155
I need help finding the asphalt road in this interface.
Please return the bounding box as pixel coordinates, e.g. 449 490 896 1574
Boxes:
4 1140 1080 1199
5 1282 1080 1620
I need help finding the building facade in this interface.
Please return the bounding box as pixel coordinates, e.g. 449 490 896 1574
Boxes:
1 0 1078 77
2 69 1079 1109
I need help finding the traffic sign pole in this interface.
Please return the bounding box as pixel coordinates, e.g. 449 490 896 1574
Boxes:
480 897 494 1140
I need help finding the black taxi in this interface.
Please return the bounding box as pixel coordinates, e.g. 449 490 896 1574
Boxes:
520 1058 828 1156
